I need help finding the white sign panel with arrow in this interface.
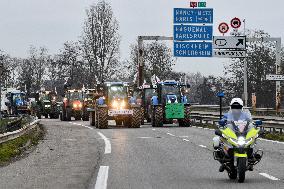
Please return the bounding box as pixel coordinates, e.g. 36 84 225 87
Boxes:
213 36 246 49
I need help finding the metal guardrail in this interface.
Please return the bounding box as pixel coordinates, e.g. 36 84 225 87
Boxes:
191 105 284 117
191 111 284 134
0 117 40 144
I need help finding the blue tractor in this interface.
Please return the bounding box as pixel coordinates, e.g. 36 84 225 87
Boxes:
151 80 191 127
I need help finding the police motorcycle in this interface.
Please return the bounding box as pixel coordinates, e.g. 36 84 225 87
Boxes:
213 119 264 183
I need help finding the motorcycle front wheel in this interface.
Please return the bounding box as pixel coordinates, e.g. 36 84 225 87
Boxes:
237 157 247 183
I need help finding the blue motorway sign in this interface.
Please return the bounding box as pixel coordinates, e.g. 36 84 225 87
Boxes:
174 8 213 24
174 25 213 41
174 42 212 57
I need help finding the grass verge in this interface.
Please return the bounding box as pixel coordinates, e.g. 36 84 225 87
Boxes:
0 124 45 166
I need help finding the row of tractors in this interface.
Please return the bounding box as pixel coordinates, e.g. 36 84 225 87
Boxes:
59 80 191 129
1 79 191 129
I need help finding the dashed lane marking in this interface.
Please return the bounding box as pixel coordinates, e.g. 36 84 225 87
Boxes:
199 145 207 148
137 137 153 139
259 173 280 181
94 166 109 189
152 129 156 131
97 132 111 154
166 132 175 136
183 139 190 142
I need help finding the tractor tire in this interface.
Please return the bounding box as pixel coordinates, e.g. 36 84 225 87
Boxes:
152 105 163 127
179 105 191 127
66 108 72 121
90 111 96 126
98 107 108 129
62 106 67 121
37 113 41 119
54 113 59 119
131 107 141 128
82 111 89 121
237 157 247 183
44 114 48 119
140 107 145 125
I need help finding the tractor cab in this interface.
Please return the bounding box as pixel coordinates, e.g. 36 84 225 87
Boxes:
151 80 191 127
6 91 30 115
103 82 130 109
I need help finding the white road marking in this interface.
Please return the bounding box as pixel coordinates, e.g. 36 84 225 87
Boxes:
68 122 72 124
138 137 153 139
94 166 109 189
209 129 215 131
183 139 190 142
197 127 203 129
179 136 189 138
192 126 196 128
259 173 280 181
98 132 111 154
82 125 94 130
152 129 156 131
199 145 207 148
166 132 175 136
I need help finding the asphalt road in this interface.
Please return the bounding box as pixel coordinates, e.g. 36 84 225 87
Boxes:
0 119 283 189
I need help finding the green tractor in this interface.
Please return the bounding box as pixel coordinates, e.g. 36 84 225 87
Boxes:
89 82 142 129
81 89 97 121
37 91 60 119
151 80 191 127
60 89 85 121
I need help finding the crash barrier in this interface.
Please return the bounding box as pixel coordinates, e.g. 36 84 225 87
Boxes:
0 117 40 144
0 117 23 134
191 112 284 134
191 105 284 117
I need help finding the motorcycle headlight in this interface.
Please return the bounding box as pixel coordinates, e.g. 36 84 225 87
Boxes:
230 137 253 147
237 137 246 146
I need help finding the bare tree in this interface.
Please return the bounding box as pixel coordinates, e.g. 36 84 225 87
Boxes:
80 0 120 84
127 41 175 83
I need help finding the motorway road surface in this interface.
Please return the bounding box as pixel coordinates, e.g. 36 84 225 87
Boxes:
0 119 283 189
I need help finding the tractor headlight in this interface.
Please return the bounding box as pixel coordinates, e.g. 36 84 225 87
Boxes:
45 105 51 108
78 103 82 108
121 100 125 108
73 104 78 108
112 100 118 108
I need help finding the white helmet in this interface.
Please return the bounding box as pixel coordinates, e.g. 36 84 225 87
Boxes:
230 98 243 109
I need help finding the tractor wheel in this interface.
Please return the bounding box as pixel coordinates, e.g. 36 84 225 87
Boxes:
54 113 59 119
75 113 81 121
49 114 54 119
82 111 89 121
61 106 67 121
37 112 41 119
66 108 72 121
44 114 48 119
152 105 163 127
98 107 108 129
131 107 142 128
179 105 191 127
90 111 96 126
140 107 145 125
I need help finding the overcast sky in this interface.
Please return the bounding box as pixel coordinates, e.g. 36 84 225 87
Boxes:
0 0 283 76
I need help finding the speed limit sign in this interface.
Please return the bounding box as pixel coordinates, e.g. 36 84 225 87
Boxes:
218 22 229 34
